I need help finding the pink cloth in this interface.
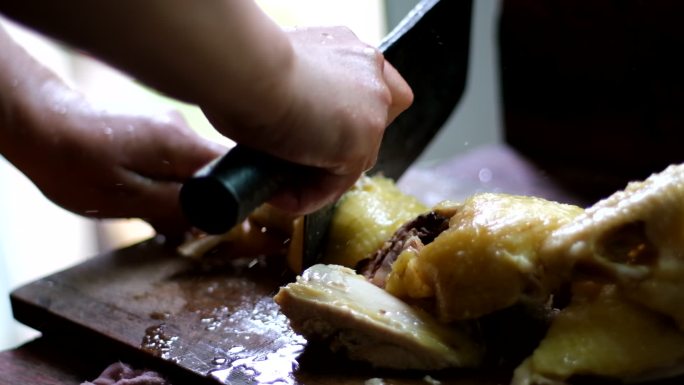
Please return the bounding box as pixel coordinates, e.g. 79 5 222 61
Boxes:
81 362 170 385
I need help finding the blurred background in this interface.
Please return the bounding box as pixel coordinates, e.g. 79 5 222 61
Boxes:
0 0 502 350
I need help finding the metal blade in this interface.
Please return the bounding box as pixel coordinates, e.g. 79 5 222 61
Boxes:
301 0 473 267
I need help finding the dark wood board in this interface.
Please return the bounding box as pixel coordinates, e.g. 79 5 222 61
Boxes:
10 237 508 385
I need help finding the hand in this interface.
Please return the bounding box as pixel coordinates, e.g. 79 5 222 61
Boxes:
205 26 413 215
6 84 225 237
0 4 413 217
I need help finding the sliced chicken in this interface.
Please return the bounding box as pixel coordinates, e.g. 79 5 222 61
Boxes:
358 207 453 288
274 264 484 370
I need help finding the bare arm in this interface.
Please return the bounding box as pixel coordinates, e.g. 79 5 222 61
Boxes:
0 0 293 122
0 0 413 214
0 26 225 236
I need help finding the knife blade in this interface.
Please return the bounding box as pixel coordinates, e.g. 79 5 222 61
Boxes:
302 0 472 266
180 0 472 266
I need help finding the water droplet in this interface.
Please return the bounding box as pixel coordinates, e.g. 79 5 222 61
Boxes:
228 346 245 354
209 367 232 383
362 47 376 56
140 324 178 360
478 168 493 183
320 32 334 44
149 311 171 321
212 357 227 365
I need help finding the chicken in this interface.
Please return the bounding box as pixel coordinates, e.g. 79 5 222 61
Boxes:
273 264 484 370
542 163 684 327
512 283 684 385
381 193 583 322
274 163 684 384
358 206 453 289
511 163 684 384
322 175 428 268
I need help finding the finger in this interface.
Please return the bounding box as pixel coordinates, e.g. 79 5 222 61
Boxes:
268 170 359 215
130 124 227 182
169 136 227 178
137 183 191 239
103 168 192 238
383 60 414 124
78 178 191 240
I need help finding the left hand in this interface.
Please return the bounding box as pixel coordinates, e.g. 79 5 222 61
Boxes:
6 84 225 237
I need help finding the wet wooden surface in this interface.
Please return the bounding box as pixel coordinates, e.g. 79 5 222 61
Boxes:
9 237 509 385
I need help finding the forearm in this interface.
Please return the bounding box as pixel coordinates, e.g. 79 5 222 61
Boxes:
0 0 294 126
1 3 415 216
0 25 63 164
1 26 227 232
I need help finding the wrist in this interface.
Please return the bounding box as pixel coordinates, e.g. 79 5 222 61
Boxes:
204 3 296 138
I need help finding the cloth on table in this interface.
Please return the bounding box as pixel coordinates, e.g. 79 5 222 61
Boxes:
81 362 169 385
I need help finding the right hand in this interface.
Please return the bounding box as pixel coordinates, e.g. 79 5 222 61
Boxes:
1 2 413 216
206 26 413 215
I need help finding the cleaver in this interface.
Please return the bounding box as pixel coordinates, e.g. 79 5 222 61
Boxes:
180 0 472 265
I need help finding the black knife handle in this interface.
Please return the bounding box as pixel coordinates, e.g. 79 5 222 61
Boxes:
179 145 300 234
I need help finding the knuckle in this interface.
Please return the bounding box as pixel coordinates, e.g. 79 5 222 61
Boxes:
364 45 385 67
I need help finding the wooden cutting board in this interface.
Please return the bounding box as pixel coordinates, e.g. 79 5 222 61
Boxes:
10 237 507 385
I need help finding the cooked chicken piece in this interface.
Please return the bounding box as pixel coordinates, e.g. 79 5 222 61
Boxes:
542 163 684 327
275 163 684 383
512 283 684 385
384 193 583 322
322 176 428 268
358 208 452 288
274 264 484 370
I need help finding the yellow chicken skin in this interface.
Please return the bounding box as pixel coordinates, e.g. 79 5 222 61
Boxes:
512 283 684 385
322 175 428 268
274 165 684 383
542 163 684 328
385 193 583 322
